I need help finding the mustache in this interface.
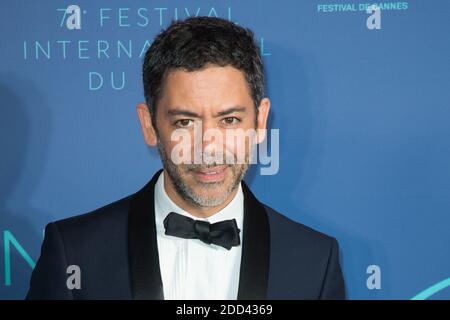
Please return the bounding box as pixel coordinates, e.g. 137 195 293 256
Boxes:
183 151 239 167
183 163 232 171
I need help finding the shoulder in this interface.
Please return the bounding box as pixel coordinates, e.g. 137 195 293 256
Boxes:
50 194 133 246
57 195 131 227
263 204 338 253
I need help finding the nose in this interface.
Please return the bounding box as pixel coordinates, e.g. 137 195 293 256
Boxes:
193 119 224 164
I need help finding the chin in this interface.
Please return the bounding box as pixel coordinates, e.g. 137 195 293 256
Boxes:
187 184 232 206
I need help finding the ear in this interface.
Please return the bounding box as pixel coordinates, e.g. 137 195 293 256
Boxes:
256 98 270 144
136 103 158 147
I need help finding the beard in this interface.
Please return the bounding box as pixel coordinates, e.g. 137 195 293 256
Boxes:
157 140 250 208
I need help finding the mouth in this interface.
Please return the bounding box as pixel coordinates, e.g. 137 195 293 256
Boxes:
192 165 228 183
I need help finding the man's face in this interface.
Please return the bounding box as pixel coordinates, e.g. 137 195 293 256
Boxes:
137 64 270 208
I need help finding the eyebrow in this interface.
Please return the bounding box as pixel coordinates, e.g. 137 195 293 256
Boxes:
167 106 247 118
167 108 199 118
215 106 246 117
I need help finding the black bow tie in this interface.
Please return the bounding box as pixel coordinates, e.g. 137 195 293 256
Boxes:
163 212 241 250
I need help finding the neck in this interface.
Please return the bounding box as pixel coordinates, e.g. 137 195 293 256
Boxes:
163 171 239 219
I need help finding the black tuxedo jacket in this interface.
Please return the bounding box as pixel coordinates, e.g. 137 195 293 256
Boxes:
26 170 345 300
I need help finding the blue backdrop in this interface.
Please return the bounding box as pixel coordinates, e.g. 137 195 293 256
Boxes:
1 0 449 299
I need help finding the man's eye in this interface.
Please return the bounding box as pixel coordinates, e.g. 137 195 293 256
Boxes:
174 119 194 127
222 117 240 125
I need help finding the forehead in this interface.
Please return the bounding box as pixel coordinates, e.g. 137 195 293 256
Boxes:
158 65 253 110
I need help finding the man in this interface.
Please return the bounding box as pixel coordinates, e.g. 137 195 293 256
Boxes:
26 17 345 300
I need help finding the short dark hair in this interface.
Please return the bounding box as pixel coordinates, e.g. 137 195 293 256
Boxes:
142 16 265 118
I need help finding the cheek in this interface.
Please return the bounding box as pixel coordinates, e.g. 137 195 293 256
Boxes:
163 128 196 164
223 130 255 163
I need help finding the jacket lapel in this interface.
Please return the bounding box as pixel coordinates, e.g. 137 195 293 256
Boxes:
128 170 271 300
128 169 164 300
237 181 271 300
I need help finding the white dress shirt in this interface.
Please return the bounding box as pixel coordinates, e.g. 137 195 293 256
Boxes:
154 171 244 300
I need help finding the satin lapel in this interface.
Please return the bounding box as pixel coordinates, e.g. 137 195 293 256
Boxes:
128 169 164 300
237 181 271 299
